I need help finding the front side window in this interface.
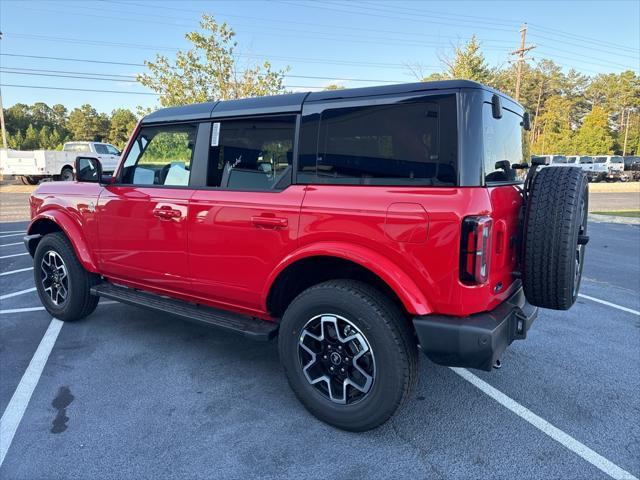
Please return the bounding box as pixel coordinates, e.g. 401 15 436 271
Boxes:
298 95 458 186
106 144 120 155
594 156 607 163
119 123 197 186
579 156 593 164
207 116 296 190
483 104 529 183
610 156 623 164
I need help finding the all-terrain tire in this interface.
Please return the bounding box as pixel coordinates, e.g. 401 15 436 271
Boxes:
522 166 588 310
34 232 100 321
278 279 418 431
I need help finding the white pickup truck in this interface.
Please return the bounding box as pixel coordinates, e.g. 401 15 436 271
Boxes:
0 141 121 184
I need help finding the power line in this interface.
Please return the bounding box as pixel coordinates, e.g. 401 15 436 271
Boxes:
0 84 158 96
0 53 146 67
0 60 408 84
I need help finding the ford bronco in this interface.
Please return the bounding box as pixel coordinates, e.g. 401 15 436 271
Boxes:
25 80 589 431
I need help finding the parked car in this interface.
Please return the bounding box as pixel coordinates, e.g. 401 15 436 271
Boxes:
24 80 589 431
0 141 120 184
593 155 629 182
623 155 640 171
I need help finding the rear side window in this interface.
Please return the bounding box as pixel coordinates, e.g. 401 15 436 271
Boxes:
119 123 197 186
207 116 296 190
298 95 458 186
483 104 529 183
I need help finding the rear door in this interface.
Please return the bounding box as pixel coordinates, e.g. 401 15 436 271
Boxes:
188 115 305 314
97 122 201 294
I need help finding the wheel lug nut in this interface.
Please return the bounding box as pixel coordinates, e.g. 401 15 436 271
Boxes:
338 346 342 350
323 355 327 359
340 368 345 373
330 366 334 371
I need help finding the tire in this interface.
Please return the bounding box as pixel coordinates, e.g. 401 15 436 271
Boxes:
522 166 588 310
20 175 38 185
60 167 74 181
278 279 418 431
34 232 99 321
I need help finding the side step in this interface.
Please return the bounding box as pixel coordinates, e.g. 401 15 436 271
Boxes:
91 283 278 341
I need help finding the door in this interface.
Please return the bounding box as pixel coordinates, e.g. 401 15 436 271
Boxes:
97 122 199 294
188 115 305 314
93 143 119 173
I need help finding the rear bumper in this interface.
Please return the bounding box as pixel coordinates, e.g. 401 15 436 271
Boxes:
413 286 537 371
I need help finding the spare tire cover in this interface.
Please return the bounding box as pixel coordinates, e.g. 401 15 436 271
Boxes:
522 166 589 310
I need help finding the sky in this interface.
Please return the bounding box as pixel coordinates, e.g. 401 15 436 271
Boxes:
1 0 639 114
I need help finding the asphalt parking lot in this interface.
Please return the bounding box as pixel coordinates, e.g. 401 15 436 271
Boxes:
0 217 639 479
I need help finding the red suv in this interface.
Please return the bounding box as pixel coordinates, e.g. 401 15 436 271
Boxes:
25 80 589 431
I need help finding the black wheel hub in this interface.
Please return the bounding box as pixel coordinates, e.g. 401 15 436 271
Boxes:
298 314 375 405
40 250 69 306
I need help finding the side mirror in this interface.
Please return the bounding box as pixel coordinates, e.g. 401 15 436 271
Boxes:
75 156 103 183
522 111 531 131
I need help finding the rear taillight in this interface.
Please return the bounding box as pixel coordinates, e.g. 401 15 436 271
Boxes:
460 216 492 284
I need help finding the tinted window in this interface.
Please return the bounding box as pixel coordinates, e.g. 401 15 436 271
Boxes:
552 155 568 163
119 123 196 186
579 156 593 163
94 144 109 154
610 156 623 163
64 144 89 152
483 105 528 183
594 156 607 163
207 116 296 190
298 95 458 186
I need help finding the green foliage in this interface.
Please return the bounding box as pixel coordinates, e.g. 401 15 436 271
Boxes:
108 109 138 148
68 104 110 142
137 14 288 106
141 132 193 164
4 102 137 151
573 106 616 155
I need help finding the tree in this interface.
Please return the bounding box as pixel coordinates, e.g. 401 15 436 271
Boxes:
531 96 575 154
23 124 40 150
108 109 138 148
429 35 495 84
573 106 615 155
68 104 109 141
138 14 288 106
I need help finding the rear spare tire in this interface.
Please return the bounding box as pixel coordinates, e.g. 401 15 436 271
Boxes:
522 166 588 310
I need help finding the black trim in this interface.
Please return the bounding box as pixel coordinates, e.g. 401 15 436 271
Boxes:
23 234 42 257
413 286 537 371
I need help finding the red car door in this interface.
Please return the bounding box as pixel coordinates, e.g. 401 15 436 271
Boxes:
97 123 199 295
187 115 304 316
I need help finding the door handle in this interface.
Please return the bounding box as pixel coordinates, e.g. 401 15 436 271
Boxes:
153 206 182 219
251 216 288 229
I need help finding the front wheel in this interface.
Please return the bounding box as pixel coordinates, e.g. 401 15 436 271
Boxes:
278 280 418 431
34 233 99 321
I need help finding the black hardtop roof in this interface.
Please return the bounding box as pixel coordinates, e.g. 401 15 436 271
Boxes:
141 79 519 124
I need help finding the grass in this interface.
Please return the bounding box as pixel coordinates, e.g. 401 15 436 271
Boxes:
591 210 640 218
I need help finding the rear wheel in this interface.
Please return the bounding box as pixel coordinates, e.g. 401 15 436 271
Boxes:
34 233 99 321
522 166 589 310
19 175 38 185
278 280 418 431
60 167 74 181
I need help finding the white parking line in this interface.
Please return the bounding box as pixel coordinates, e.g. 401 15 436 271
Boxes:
0 242 22 248
0 318 62 467
0 288 37 300
451 367 638 480
0 306 45 314
578 293 640 316
0 252 29 260
0 267 33 277
0 233 25 239
0 231 26 235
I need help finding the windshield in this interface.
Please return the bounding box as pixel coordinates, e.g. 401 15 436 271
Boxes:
610 156 623 163
579 156 593 163
594 156 607 163
552 155 568 163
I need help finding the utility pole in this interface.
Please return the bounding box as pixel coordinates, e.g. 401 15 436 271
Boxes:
0 32 6 150
511 23 536 102
622 109 631 156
